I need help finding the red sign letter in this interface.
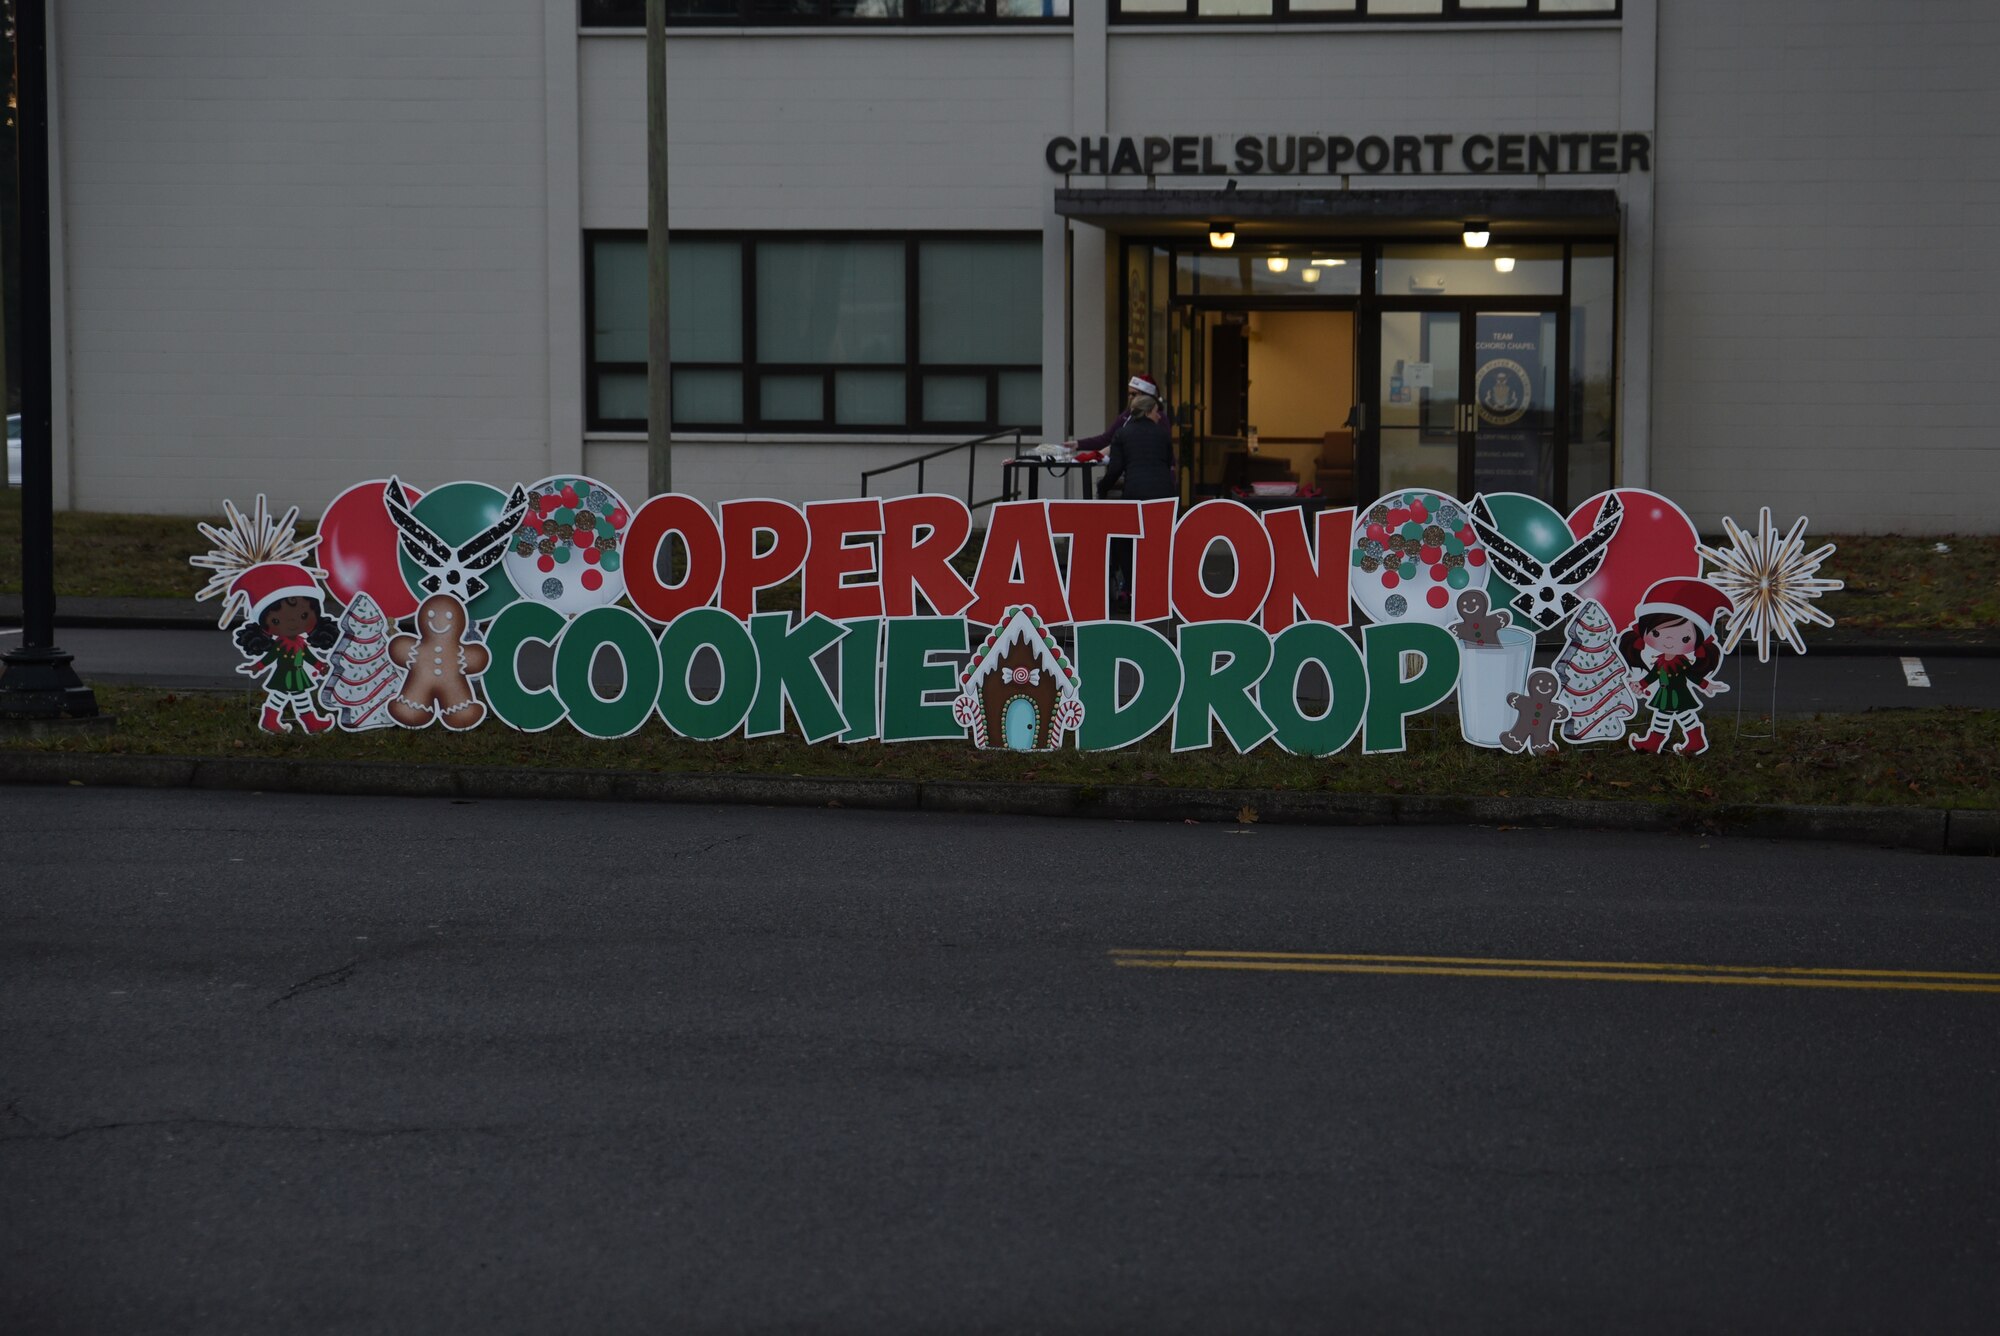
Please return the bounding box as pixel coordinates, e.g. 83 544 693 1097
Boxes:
969 502 1071 625
1049 500 1143 622
623 493 722 625
1171 500 1273 625
803 498 885 622
718 499 809 620
881 494 975 618
1263 506 1354 631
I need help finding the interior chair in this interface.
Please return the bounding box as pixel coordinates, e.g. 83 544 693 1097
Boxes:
1317 429 1356 504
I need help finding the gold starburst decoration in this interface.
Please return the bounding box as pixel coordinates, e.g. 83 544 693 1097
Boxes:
190 495 325 627
1697 507 1842 662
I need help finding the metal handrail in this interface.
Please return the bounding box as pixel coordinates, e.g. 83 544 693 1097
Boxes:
858 427 1031 510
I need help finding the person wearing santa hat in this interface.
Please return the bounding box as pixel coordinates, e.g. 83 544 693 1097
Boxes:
1066 372 1168 460
1068 373 1174 613
1617 576 1735 756
228 562 339 735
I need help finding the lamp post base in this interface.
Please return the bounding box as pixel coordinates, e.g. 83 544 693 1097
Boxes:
0 644 102 721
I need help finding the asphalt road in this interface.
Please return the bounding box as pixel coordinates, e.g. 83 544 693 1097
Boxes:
4 788 1997 1332
6 624 1993 715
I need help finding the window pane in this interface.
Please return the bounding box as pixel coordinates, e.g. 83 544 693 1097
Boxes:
1181 252 1249 296
831 0 905 13
1197 0 1272 14
598 370 647 424
593 238 646 362
597 236 742 364
1377 243 1564 297
1569 244 1616 504
760 374 824 421
1117 0 1189 12
749 0 823 18
998 0 1070 14
675 369 742 424
672 240 742 363
667 0 738 16
1460 0 1527 9
997 371 1041 431
583 2 646 27
1289 0 1356 10
1247 249 1362 295
1366 0 1443 13
757 241 905 364
917 0 987 12
923 375 986 423
835 370 906 425
1540 0 1617 10
919 239 1041 364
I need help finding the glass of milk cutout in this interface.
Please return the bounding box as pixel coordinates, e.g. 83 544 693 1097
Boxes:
1457 625 1536 748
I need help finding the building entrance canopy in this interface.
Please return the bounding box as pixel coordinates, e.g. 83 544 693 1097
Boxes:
1054 187 1619 240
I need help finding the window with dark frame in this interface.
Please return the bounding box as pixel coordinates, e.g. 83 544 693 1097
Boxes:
587 232 1043 435
580 0 1072 26
1111 0 1615 20
580 0 1612 23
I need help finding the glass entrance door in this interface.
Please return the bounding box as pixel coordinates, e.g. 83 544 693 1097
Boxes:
1368 304 1561 503
1375 309 1459 496
1469 309 1558 500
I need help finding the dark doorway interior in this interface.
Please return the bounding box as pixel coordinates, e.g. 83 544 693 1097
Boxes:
1208 322 1249 438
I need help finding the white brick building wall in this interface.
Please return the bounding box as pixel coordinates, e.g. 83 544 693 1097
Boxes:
54 0 552 513
41 1 2000 532
1651 0 2000 532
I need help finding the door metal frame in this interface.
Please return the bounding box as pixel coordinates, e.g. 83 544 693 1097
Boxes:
1359 295 1569 508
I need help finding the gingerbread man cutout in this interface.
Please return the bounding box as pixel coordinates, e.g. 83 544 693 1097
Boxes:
388 594 489 730
1499 668 1569 755
1449 589 1512 648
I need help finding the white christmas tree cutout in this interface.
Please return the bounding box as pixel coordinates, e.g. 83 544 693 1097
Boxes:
318 591 400 731
1552 599 1637 744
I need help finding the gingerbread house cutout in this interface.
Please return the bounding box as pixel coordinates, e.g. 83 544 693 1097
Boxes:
951 605 1084 751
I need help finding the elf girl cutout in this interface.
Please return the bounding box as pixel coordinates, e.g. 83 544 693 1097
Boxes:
191 495 339 735
230 566 339 733
1620 577 1735 757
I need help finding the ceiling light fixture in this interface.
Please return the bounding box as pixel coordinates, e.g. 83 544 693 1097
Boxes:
1208 223 1236 250
1301 267 1321 284
1493 255 1516 273
1266 255 1289 273
1462 220 1491 249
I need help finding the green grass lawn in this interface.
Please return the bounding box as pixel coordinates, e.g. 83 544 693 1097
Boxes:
14 685 1997 812
5 488 1996 630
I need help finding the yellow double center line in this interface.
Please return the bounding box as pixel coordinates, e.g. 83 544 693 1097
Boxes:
1110 949 2000 995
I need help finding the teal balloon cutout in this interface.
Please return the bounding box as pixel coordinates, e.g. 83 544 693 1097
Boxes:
396 480 523 622
1478 492 1571 614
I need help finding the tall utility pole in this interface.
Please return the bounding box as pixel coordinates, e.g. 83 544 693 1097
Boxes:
645 0 670 497
0 0 97 723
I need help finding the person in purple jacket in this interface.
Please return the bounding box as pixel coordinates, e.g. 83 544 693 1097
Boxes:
1066 373 1166 456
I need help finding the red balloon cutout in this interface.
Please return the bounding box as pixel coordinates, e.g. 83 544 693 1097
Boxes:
319 479 424 620
1565 488 1702 631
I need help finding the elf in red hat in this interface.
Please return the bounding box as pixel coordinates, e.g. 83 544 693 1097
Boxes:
228 563 339 734
1618 576 1735 756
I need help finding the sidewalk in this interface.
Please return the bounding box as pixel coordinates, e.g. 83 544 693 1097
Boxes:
2 748 1995 856
6 593 1998 656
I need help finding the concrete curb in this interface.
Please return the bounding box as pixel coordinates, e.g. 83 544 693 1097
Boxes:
2 750 1991 856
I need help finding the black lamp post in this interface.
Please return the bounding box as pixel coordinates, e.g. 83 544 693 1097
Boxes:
0 0 97 721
